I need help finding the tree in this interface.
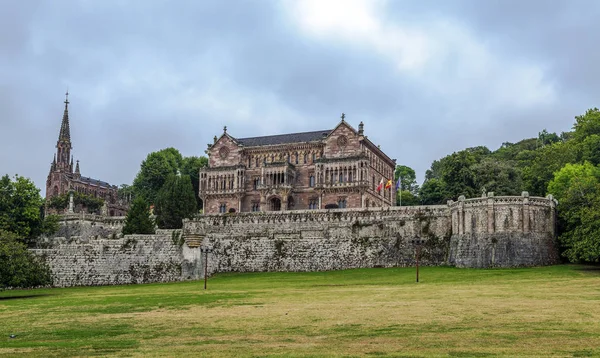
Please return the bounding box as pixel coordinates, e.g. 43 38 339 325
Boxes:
419 178 447 205
0 175 58 242
471 158 522 196
154 174 197 229
521 141 577 196
0 230 53 290
394 165 418 194
122 197 155 235
548 162 600 262
180 156 208 208
132 148 183 205
572 108 600 142
397 190 419 206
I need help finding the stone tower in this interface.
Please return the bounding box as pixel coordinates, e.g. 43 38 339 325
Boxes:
46 92 74 200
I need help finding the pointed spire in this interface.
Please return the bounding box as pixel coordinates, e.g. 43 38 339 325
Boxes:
75 160 80 175
58 91 71 143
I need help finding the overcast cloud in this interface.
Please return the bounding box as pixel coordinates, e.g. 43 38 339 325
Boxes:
1 0 598 192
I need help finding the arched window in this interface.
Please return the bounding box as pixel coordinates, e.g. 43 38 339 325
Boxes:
309 175 315 187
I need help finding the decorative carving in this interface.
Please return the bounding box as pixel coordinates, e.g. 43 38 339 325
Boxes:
219 146 229 159
337 135 348 148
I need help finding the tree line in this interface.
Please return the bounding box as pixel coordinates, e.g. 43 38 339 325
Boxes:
395 108 600 263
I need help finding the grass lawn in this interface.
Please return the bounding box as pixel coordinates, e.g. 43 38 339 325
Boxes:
1 265 600 357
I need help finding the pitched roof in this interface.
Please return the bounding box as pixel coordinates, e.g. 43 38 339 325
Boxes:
75 176 113 189
236 129 332 147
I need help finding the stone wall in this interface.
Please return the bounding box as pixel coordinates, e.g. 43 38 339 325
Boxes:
183 206 452 275
31 233 196 287
33 194 559 287
447 193 559 268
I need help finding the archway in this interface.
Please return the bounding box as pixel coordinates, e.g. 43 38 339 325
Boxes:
269 197 281 211
287 196 294 210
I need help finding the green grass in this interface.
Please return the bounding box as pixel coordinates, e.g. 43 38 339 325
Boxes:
1 265 600 357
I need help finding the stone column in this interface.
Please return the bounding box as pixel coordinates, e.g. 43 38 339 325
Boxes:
522 191 530 233
487 193 495 234
458 196 465 235
68 191 74 213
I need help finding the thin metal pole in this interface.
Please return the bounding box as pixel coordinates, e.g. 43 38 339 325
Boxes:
204 250 208 290
416 246 420 283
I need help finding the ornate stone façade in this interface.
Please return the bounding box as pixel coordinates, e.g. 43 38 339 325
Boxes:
200 117 397 214
45 93 127 216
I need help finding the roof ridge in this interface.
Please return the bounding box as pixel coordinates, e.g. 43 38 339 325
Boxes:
236 129 332 141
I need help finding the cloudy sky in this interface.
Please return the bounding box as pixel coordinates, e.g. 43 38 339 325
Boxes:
1 0 598 193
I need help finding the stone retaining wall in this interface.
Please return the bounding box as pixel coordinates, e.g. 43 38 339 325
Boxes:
31 234 191 287
34 193 560 287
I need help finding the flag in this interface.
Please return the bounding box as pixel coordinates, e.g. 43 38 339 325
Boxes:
395 177 401 190
385 179 392 189
376 177 384 192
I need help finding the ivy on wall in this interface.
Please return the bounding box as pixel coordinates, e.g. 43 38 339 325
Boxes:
48 192 105 214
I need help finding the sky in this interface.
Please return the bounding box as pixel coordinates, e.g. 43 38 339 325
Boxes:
1 0 599 193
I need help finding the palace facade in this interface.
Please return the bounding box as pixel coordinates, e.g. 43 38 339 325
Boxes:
45 93 127 216
200 118 397 214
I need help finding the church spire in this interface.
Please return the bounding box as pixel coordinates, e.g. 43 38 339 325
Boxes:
75 160 80 175
58 91 71 143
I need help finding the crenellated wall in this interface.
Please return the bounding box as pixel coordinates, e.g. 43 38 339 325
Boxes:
33 193 559 287
447 192 559 268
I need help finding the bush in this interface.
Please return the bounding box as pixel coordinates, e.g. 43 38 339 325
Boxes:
0 233 53 290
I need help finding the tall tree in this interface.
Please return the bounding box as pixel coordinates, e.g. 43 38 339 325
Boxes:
154 174 197 229
122 197 155 235
548 162 600 262
180 156 208 208
0 175 58 242
393 165 418 194
132 148 183 205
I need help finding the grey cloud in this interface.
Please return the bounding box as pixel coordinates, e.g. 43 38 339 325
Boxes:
0 0 598 191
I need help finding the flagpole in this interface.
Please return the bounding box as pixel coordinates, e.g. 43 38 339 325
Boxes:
399 175 402 207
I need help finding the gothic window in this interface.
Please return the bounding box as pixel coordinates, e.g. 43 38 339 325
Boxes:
372 175 375 190
295 152 299 165
312 153 316 162
348 171 353 182
248 157 251 167
253 178 259 190
219 203 227 213
339 173 344 183
251 202 260 212
256 158 259 167
309 199 318 209
309 175 315 187
338 198 347 208
303 153 307 163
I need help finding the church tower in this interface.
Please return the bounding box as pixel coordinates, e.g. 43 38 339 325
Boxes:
55 91 73 173
46 92 74 201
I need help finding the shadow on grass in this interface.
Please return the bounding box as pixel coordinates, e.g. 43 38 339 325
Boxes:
573 265 600 273
0 293 54 301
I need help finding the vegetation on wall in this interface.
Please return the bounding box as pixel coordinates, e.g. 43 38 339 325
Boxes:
48 192 105 214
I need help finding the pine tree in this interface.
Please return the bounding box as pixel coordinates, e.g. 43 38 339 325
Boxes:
122 197 155 235
155 174 197 229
